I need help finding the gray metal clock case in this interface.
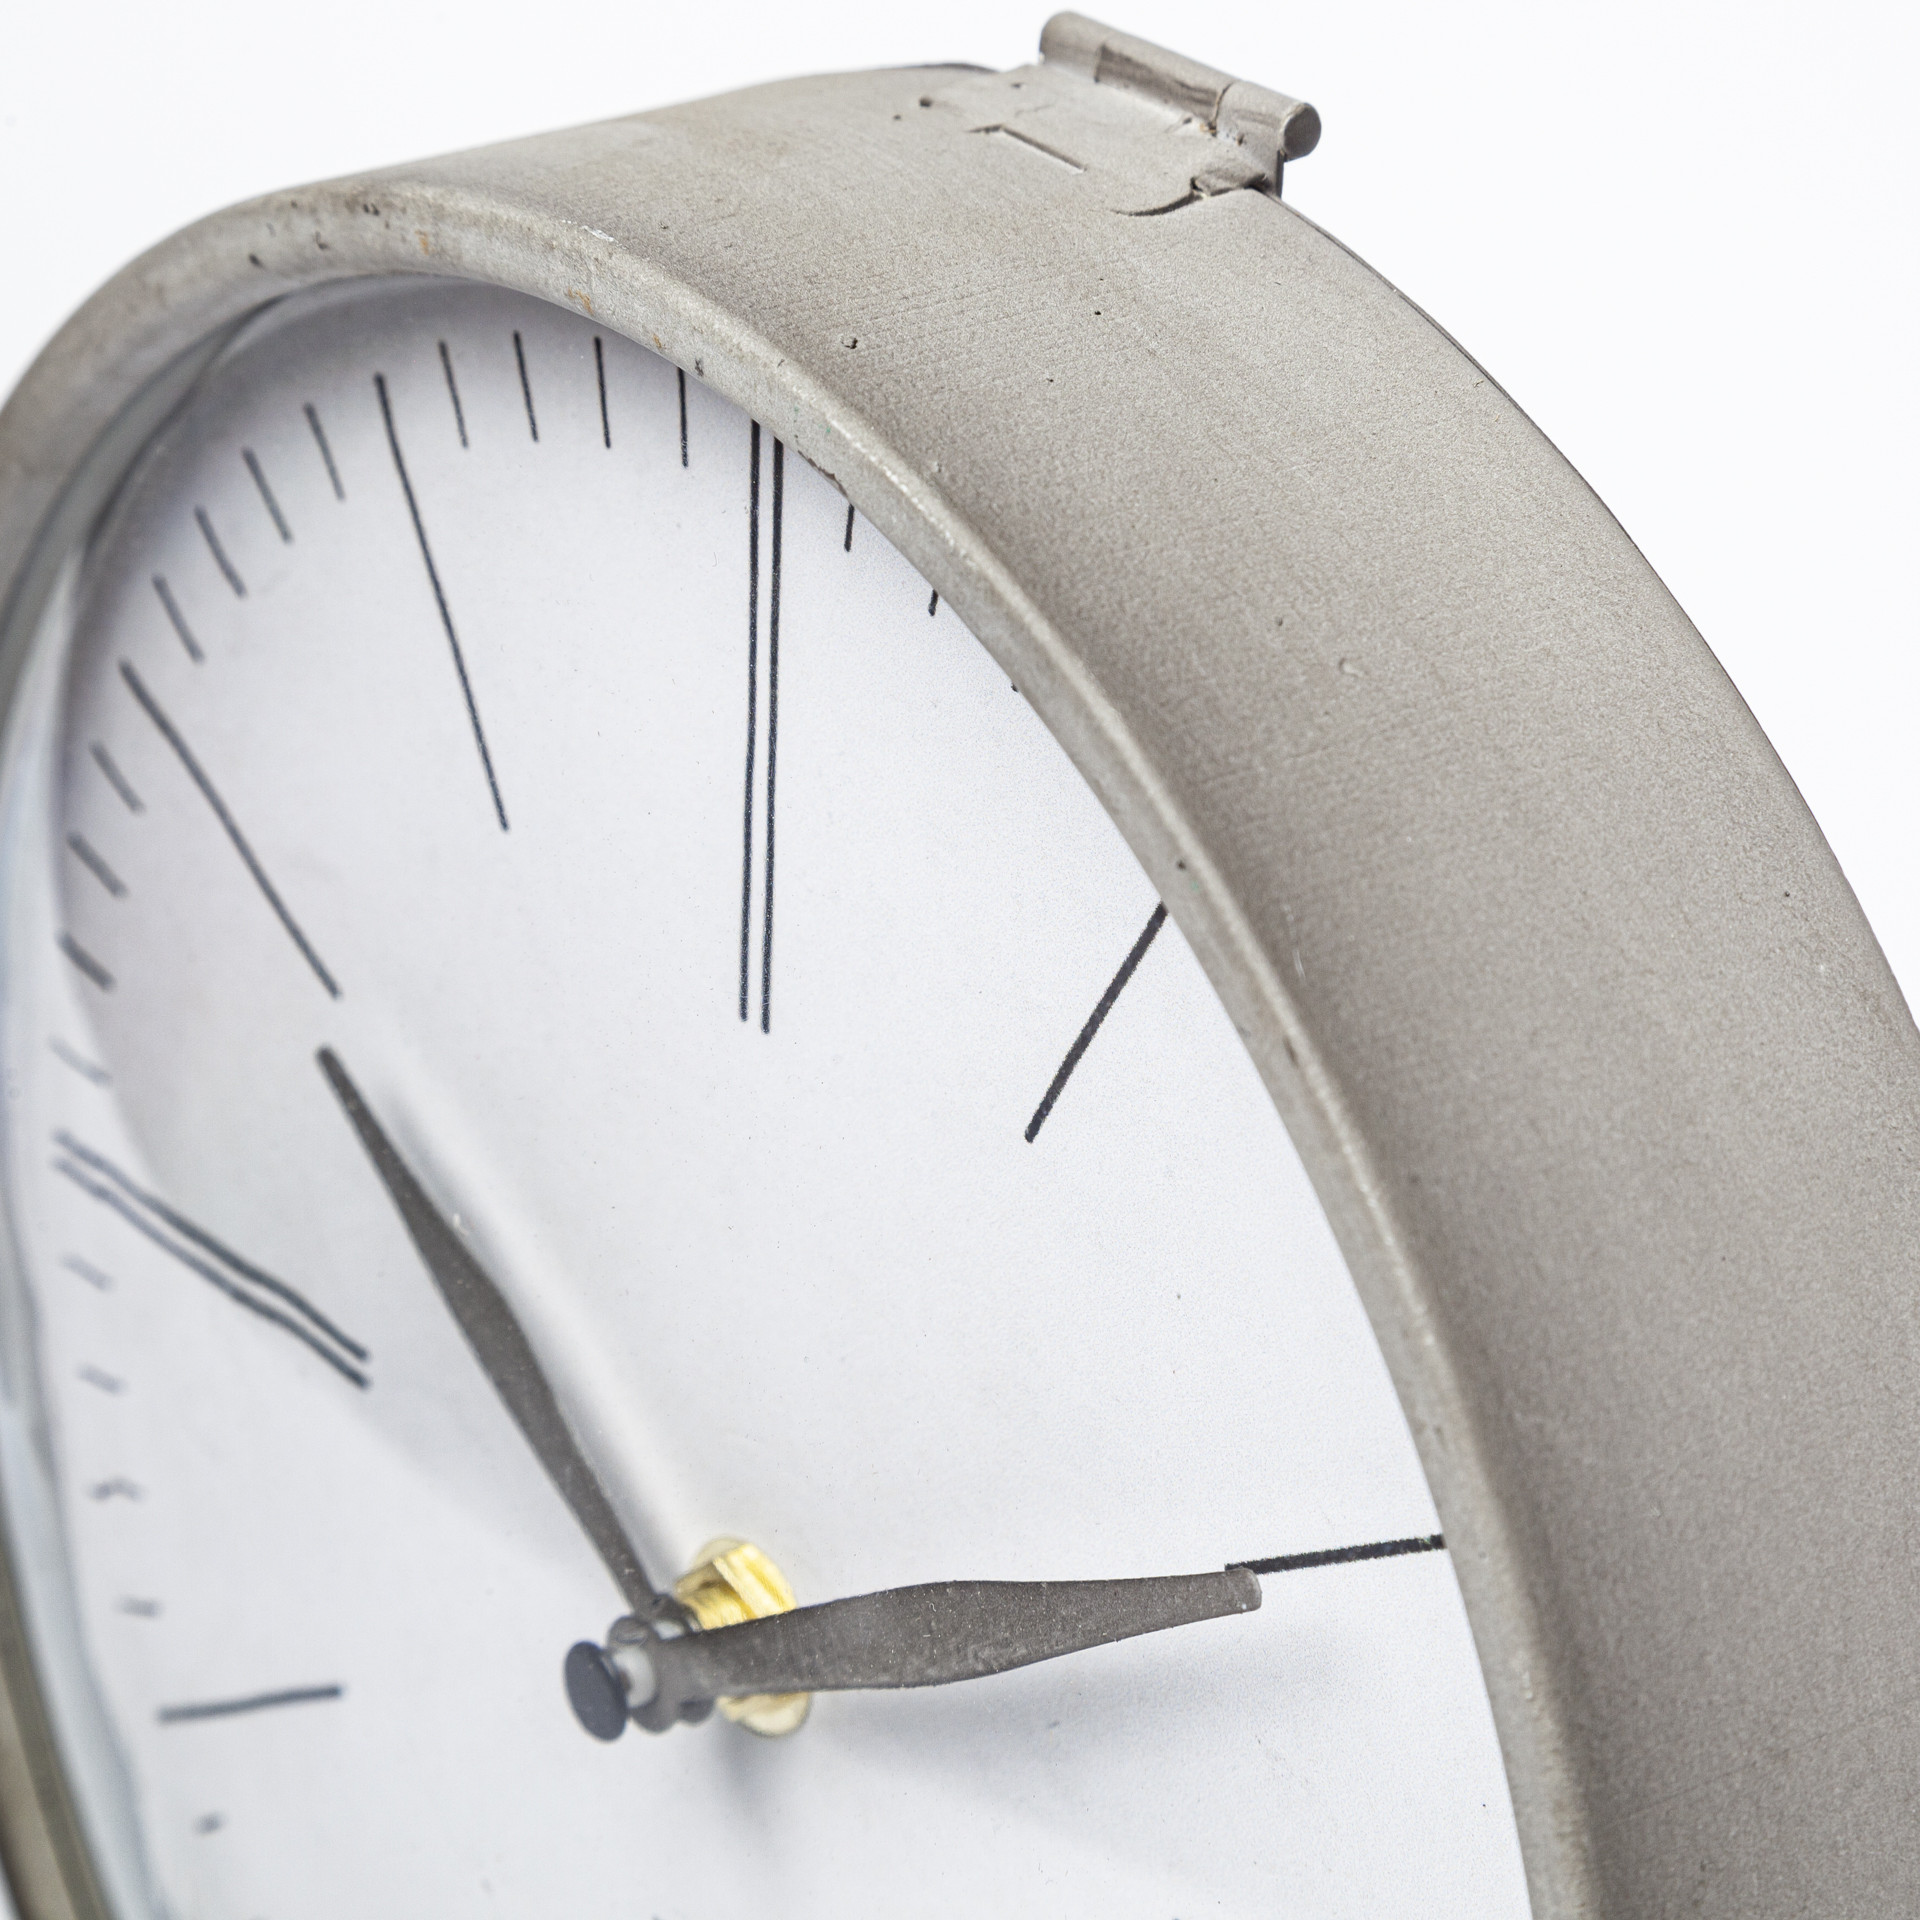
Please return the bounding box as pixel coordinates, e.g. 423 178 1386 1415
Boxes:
0 15 1915 1917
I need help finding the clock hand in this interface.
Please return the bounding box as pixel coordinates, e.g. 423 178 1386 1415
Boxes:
571 1566 1260 1737
316 1048 666 1618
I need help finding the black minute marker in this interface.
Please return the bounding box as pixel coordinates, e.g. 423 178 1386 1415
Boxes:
119 660 342 995
66 832 127 899
151 576 202 663
242 449 292 543
90 741 144 813
58 933 112 993
677 368 689 467
1235 1533 1446 1577
513 330 539 440
739 421 761 1022
594 336 611 447
158 1685 343 1724
437 342 469 449
1024 902 1168 1142
304 402 346 498
762 438 783 1034
374 374 508 830
194 507 245 597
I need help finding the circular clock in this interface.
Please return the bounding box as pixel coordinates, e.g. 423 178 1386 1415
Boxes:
0 13 1914 1919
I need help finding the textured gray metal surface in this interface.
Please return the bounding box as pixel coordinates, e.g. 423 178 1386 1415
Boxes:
1 33 1917 1920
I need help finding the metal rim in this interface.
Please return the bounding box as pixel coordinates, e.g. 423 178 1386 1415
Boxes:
2 58 1916 1920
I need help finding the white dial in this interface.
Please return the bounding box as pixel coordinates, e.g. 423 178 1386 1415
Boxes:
0 277 1526 1915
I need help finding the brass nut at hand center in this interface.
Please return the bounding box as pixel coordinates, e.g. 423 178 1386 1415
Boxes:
674 1538 811 1737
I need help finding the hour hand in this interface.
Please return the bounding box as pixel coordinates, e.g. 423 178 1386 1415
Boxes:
316 1048 665 1617
572 1566 1260 1737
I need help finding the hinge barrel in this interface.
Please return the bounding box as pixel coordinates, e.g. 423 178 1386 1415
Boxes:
1039 12 1321 174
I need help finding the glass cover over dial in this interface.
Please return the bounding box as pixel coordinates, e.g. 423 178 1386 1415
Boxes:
0 279 1529 1917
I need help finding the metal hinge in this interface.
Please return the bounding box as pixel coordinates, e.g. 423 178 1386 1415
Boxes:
1038 12 1321 197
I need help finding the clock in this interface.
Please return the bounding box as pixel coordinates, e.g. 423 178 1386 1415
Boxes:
0 12 1913 1918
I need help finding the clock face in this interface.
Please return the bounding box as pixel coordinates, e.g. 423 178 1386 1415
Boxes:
0 277 1528 1916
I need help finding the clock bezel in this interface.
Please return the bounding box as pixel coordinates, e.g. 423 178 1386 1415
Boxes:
2 50 1917 1920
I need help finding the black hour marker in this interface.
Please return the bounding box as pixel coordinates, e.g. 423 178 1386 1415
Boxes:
763 439 783 1035
53 1139 370 1389
1024 902 1168 1142
194 507 246 597
90 741 144 814
242 449 292 543
50 1038 109 1086
151 575 202 663
844 502 855 552
438 342 469 449
120 660 342 996
374 374 509 832
55 1130 369 1362
594 336 610 447
740 422 761 1021
58 932 113 993
928 589 939 617
513 329 539 440
1236 1534 1446 1577
677 368 688 467
157 1684 343 1724
62 1254 114 1291
304 402 346 499
738 426 784 1031
67 831 126 899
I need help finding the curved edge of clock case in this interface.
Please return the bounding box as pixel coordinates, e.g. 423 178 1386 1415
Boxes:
3 60 1919 1920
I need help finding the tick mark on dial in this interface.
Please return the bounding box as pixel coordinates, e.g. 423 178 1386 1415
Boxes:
678 368 689 467
242 449 292 544
513 329 539 441
844 502 855 552
304 402 345 498
49 1039 110 1087
62 1254 113 1291
437 342 469 449
157 1683 343 1724
738 428 784 1031
763 438 783 1035
740 421 761 1023
116 1597 162 1618
151 575 202 663
67 831 127 899
194 507 246 597
928 589 939 617
57 932 113 993
1234 1533 1447 1576
120 660 343 994
53 1131 370 1381
374 375 509 831
90 741 144 814
594 336 611 448
88 1477 142 1502
1025 902 1168 1142
77 1364 124 1395
192 1813 224 1835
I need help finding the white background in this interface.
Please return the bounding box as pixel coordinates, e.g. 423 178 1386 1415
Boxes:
3 0 1917 998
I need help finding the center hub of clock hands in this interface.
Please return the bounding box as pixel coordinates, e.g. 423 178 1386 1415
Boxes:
315 1049 1445 1744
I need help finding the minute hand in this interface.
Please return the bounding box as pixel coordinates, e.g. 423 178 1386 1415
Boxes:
628 1567 1260 1726
317 1048 662 1615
